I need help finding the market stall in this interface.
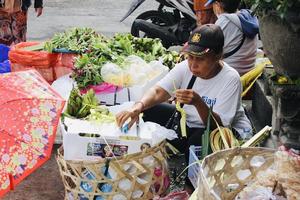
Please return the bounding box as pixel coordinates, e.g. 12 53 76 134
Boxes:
2 26 299 200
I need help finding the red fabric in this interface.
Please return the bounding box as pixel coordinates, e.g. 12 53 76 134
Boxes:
0 10 27 46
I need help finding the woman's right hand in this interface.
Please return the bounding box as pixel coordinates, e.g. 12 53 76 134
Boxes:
116 103 143 129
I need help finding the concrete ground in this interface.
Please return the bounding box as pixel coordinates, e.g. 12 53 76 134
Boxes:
26 0 158 41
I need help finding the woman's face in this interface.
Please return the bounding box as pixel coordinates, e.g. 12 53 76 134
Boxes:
187 53 219 79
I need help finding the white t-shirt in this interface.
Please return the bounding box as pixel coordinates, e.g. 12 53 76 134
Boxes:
157 60 252 139
216 13 258 76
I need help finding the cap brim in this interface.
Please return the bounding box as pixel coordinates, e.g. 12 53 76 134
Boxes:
181 44 210 57
204 0 215 7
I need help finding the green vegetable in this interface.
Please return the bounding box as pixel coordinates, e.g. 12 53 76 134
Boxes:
44 27 103 53
66 88 83 117
47 28 181 89
65 88 98 118
86 106 115 123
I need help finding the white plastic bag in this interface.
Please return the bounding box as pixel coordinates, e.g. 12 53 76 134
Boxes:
101 55 168 87
51 73 75 100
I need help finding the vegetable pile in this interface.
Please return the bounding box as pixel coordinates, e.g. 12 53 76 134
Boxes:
44 28 101 54
65 88 115 123
45 28 182 89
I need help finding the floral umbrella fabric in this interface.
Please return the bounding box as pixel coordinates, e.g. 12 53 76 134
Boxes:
0 70 65 197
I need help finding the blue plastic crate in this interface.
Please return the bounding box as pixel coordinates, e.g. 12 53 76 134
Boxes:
188 145 202 188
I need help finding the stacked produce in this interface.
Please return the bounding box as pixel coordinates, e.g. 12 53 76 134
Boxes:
45 28 182 89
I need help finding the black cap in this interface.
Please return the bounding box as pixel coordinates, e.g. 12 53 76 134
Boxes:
182 24 224 56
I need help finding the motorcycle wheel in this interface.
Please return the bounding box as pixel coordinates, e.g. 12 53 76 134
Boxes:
131 10 175 47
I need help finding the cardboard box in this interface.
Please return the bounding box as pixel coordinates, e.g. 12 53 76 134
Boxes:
62 117 160 161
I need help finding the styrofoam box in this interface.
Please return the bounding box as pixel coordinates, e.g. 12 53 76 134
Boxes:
62 119 161 161
96 70 168 105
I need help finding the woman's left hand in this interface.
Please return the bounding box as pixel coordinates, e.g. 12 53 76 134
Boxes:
175 89 201 106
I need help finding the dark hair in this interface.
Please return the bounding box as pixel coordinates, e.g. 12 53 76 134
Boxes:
218 0 241 13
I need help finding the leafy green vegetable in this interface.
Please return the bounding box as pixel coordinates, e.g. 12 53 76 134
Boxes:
47 28 181 89
65 88 98 118
44 27 103 53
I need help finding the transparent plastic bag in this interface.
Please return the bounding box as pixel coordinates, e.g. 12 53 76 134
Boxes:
101 55 168 87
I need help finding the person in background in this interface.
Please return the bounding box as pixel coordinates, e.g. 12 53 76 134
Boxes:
205 0 259 76
193 0 217 25
116 24 252 193
0 0 43 46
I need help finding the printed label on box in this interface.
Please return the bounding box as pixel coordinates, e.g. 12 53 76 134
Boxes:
86 142 128 158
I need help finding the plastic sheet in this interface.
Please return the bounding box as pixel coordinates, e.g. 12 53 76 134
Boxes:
0 60 11 74
101 55 168 87
80 82 122 95
9 42 59 83
0 44 10 62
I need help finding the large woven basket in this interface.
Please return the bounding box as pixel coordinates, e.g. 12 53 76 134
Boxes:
197 147 276 200
56 141 169 200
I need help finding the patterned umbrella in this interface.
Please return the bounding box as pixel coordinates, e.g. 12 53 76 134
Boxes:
0 70 65 197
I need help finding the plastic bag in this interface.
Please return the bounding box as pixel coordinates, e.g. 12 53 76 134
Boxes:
80 82 122 95
146 122 178 144
60 53 78 68
101 62 129 86
101 55 168 87
51 74 75 100
53 54 74 79
0 60 11 74
153 191 189 200
0 44 10 62
9 42 59 83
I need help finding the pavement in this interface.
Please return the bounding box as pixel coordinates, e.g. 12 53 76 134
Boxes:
3 0 161 199
27 0 158 41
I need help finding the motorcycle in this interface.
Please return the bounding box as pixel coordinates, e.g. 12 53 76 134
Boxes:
120 0 197 48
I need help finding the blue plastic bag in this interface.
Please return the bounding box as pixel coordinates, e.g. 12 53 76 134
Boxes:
0 60 11 74
0 44 10 62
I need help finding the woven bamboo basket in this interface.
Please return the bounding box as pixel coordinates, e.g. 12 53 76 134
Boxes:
56 141 169 200
197 147 276 200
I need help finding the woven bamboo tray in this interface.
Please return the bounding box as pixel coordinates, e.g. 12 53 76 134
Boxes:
56 141 169 200
197 147 276 200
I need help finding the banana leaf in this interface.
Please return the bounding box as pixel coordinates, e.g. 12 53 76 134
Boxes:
201 106 213 159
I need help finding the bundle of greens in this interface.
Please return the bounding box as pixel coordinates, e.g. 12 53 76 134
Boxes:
86 106 115 123
65 88 115 123
44 27 104 53
66 88 98 118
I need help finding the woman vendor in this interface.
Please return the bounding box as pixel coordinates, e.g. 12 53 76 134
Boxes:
116 24 252 192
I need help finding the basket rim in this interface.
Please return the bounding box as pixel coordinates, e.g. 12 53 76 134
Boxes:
198 147 277 200
201 147 276 167
57 140 166 164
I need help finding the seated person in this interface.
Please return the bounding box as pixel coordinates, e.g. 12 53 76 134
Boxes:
116 24 252 191
205 0 259 76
